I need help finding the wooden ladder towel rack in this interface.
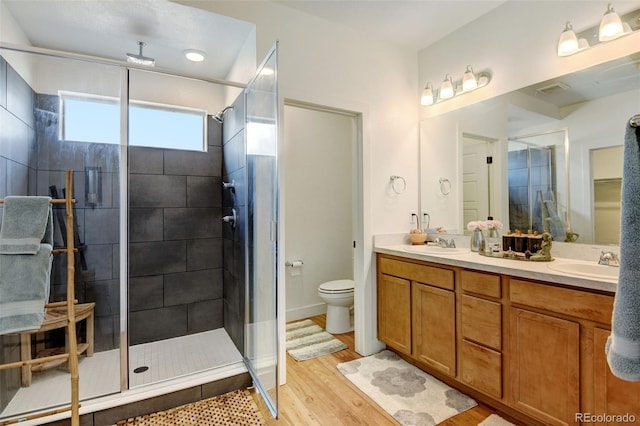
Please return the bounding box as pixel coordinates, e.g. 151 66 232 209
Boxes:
0 170 81 426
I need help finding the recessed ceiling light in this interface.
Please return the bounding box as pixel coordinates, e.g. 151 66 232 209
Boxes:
184 49 206 62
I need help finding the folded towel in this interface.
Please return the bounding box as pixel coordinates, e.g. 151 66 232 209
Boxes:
0 243 53 334
606 122 640 381
0 196 52 254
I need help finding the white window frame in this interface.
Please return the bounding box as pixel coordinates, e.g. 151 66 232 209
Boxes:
59 91 208 152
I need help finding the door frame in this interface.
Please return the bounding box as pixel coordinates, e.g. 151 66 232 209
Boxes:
279 99 364 384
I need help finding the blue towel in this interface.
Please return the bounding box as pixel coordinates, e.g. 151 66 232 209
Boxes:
606 122 640 381
0 196 53 335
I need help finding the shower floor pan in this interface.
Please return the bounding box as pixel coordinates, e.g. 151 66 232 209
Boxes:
0 328 242 419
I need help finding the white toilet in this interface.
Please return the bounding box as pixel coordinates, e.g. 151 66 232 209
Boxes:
318 279 355 334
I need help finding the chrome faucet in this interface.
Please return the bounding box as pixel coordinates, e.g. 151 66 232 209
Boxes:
434 237 456 248
598 251 620 267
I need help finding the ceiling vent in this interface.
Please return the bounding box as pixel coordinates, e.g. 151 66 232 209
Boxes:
536 82 570 95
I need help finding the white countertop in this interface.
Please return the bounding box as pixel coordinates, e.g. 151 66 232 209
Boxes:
374 243 618 294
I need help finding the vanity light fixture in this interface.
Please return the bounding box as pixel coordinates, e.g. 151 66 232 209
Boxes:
462 66 478 91
557 3 637 57
557 22 580 56
439 75 455 99
184 49 206 62
420 66 491 106
599 3 624 41
420 83 435 106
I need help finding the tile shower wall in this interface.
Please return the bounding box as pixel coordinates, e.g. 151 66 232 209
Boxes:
508 147 553 233
0 56 36 412
128 118 224 345
222 95 246 353
35 93 120 354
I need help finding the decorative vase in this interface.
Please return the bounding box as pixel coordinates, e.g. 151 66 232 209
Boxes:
470 227 485 252
486 226 500 239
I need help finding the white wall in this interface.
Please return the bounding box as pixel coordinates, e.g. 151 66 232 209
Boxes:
0 2 34 84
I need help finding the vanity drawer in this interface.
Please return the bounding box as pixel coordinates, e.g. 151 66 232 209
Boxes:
461 270 501 298
460 339 502 399
378 256 454 290
509 279 613 324
461 295 501 350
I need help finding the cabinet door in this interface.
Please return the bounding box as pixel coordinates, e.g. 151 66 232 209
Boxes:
510 308 580 426
412 283 456 376
593 327 640 424
377 274 411 355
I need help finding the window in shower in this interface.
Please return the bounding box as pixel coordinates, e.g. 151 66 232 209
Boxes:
60 91 207 151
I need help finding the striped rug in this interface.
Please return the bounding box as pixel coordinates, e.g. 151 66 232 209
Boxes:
286 319 348 361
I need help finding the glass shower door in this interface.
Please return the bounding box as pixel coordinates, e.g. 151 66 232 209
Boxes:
244 43 279 417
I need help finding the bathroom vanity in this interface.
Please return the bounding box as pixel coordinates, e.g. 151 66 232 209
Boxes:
375 243 639 426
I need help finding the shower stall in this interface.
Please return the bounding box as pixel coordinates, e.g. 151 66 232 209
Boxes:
507 129 567 240
0 44 279 422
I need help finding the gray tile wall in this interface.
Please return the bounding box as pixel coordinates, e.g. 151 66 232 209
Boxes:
35 94 121 353
222 94 246 353
0 57 36 411
128 118 225 345
508 147 554 234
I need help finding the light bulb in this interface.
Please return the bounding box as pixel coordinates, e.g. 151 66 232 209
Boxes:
440 75 454 99
557 22 579 56
599 3 624 41
184 50 206 62
462 66 477 91
420 83 434 106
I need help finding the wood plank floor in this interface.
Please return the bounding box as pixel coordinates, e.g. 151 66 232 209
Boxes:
251 315 502 426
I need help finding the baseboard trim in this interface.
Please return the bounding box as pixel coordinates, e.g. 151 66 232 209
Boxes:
286 303 326 322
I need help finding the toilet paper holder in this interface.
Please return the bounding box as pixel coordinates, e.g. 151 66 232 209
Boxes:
286 260 304 267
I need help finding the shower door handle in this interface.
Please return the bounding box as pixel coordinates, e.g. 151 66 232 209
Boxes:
222 208 237 228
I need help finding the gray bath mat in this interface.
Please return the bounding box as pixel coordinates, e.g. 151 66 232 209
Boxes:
286 319 348 361
337 349 477 425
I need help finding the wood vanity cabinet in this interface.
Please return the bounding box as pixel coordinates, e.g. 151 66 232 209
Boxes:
508 278 640 426
376 253 640 425
459 270 503 400
412 279 456 376
377 272 411 355
510 307 580 425
593 327 640 425
377 255 456 375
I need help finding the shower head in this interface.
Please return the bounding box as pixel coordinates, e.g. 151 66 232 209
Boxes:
213 106 233 123
126 41 155 66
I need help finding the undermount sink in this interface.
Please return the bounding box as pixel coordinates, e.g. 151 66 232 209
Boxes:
547 261 619 281
403 245 470 255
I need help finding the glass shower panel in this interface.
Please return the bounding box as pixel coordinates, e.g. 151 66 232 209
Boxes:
0 49 121 420
126 69 243 388
244 44 279 417
508 130 565 239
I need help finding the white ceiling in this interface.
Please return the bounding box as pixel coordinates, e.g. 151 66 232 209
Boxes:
1 0 255 81
2 0 506 81
273 0 507 51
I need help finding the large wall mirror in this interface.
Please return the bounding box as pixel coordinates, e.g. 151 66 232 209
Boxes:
419 52 640 246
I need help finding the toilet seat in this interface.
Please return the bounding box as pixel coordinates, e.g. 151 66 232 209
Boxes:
318 279 354 294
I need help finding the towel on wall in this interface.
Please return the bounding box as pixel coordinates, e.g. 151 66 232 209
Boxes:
606 122 640 381
0 196 53 335
0 196 53 254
